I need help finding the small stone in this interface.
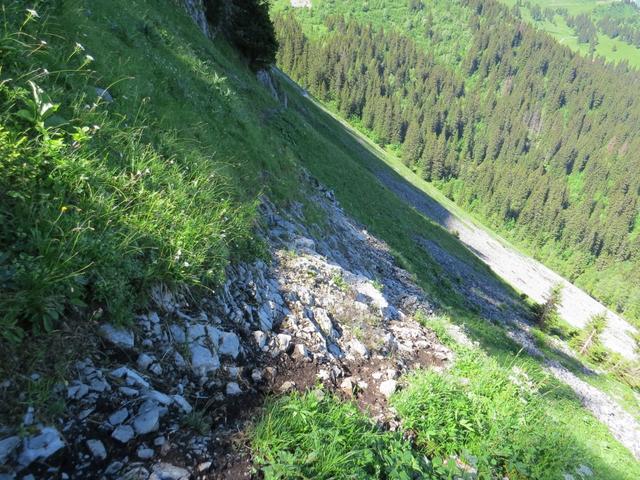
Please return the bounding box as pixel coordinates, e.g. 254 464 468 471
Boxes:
187 324 207 343
137 446 155 460
206 326 221 345
119 387 139 397
108 408 129 426
174 352 187 368
190 345 220 377
86 439 107 461
67 383 90 400
0 436 20 464
276 334 292 353
23 407 34 426
104 461 124 476
172 395 193 414
340 377 354 394
251 369 263 383
99 324 134 348
226 382 242 396
149 363 163 376
294 236 315 252
153 436 166 447
197 461 212 472
137 354 154 371
169 324 186 343
218 332 241 359
133 405 162 435
314 308 335 337
258 307 273 331
379 380 398 398
110 367 149 388
279 381 296 393
112 425 135 443
149 463 190 480
89 378 110 393
18 427 65 467
348 339 369 358
386 369 399 380
292 343 310 360
577 465 594 477
146 390 173 406
96 87 113 103
78 408 94 420
253 330 267 348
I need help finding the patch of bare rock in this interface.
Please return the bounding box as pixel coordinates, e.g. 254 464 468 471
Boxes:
0 172 450 479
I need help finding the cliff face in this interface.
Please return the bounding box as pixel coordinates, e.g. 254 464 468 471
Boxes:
182 0 212 37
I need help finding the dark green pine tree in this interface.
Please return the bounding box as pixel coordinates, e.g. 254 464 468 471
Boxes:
228 0 278 70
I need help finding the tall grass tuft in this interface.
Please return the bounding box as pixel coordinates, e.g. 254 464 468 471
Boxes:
252 391 462 479
392 350 580 479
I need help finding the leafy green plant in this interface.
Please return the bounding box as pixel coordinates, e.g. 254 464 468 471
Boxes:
570 313 608 363
533 284 563 331
0 5 256 340
331 272 349 292
252 391 462 479
392 350 580 479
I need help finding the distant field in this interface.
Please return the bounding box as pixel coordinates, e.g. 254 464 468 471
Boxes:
499 0 640 68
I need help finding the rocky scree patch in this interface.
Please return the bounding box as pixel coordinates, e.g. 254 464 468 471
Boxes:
0 174 451 479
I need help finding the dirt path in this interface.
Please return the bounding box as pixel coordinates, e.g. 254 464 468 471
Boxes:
374 170 638 360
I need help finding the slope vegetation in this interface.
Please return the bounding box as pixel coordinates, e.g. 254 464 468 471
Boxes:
0 1 639 479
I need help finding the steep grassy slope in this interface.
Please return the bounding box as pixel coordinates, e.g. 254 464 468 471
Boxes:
1 1 639 478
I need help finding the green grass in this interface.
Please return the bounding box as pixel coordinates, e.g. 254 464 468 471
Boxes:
0 1 274 340
414 314 640 479
499 0 640 69
530 324 640 421
2 1 639 477
393 354 578 479
253 391 459 479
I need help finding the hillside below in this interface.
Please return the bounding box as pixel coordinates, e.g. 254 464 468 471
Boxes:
0 1 639 479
